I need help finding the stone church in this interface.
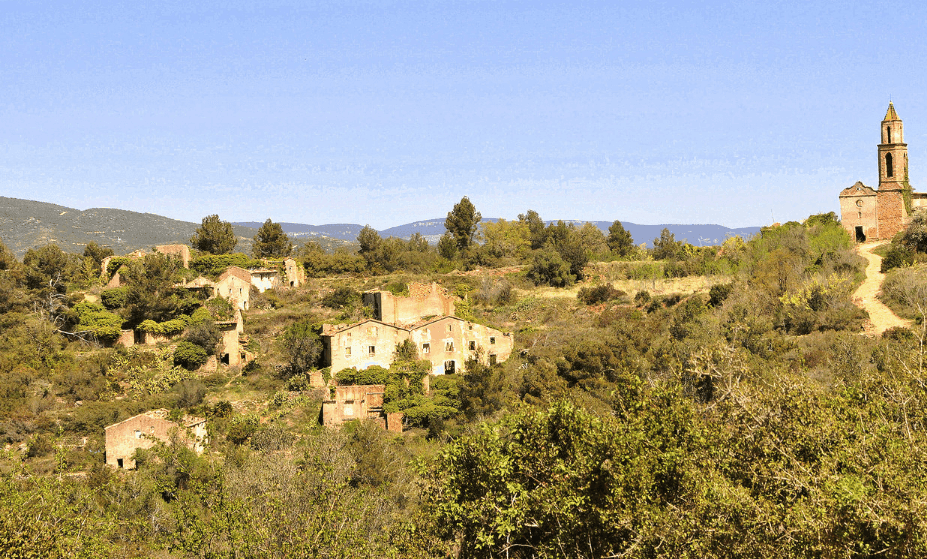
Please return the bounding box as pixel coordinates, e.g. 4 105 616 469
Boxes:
839 103 927 241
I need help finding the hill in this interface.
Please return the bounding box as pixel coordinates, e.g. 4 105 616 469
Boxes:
238 218 763 247
0 197 258 257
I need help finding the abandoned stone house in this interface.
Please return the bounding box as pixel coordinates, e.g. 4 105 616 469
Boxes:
284 257 302 288
363 282 455 326
839 103 927 241
155 244 191 268
104 409 207 469
321 384 403 432
215 266 252 310
321 315 513 376
249 267 279 293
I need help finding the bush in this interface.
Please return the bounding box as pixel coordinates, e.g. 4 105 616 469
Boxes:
634 290 651 305
280 319 322 375
577 284 626 305
226 415 259 445
882 243 915 272
72 301 124 343
100 286 129 309
527 249 575 287
185 320 220 355
175 379 206 408
174 341 208 370
26 433 54 458
708 283 734 307
321 286 361 309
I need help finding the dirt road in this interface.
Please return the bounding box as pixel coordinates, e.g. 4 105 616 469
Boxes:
853 242 912 336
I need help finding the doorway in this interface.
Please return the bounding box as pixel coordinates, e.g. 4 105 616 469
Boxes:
855 226 866 243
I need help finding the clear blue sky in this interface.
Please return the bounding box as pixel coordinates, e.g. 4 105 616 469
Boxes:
2 0 926 229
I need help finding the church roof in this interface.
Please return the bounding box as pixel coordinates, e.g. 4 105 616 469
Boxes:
884 102 900 121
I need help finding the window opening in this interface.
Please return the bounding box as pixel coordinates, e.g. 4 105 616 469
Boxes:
489 354 497 365
422 343 430 354
445 341 454 352
887 153 894 177
469 340 476 351
888 126 892 143
444 360 456 374
489 336 496 345
368 345 376 355
345 346 351 357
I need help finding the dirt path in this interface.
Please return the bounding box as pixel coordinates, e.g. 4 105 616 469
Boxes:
853 241 912 336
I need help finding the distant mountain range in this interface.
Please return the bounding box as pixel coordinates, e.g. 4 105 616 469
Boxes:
233 219 762 248
0 196 761 258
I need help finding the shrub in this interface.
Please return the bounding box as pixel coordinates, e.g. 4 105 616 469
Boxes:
72 301 124 343
185 320 220 355
26 433 54 458
321 286 361 309
882 243 915 272
175 379 206 408
100 286 129 309
280 320 322 375
226 415 259 445
577 284 626 305
634 290 652 305
174 341 208 370
708 283 734 307
527 249 575 287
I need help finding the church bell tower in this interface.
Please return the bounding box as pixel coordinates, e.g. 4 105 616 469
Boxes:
879 102 908 190
876 102 911 238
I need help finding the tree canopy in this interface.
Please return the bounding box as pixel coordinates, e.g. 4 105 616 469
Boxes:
445 196 482 251
190 214 237 255
251 219 293 258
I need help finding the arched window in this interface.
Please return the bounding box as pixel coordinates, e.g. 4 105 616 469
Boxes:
886 153 894 178
887 126 892 143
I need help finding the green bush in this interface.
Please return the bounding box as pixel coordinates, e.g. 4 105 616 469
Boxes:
527 249 575 287
191 253 263 277
882 243 915 272
321 286 361 309
577 284 626 305
100 286 129 309
73 301 124 343
174 340 208 370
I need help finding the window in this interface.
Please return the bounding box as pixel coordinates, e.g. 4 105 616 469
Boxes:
345 346 351 357
135 429 141 439
489 354 497 365
888 126 892 143
489 336 496 345
444 360 456 374
369 345 376 356
344 405 354 416
469 340 476 351
445 341 454 352
422 343 430 354
887 153 894 177
468 324 473 330
447 324 453 332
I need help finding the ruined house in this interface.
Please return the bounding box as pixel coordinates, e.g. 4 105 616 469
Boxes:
155 244 191 268
321 384 403 432
215 266 251 310
284 257 302 288
322 315 513 376
104 409 207 469
363 282 455 326
840 103 927 241
249 268 279 293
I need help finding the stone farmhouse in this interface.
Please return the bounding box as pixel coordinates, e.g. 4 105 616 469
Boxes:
840 103 927 241
363 282 455 326
321 384 403 431
215 266 252 310
104 409 206 469
321 315 513 376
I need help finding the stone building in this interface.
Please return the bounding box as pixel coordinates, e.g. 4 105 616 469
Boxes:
215 266 251 310
249 268 279 293
363 282 455 326
840 103 927 241
104 409 207 469
321 316 513 376
155 244 191 268
321 384 403 432
284 258 302 288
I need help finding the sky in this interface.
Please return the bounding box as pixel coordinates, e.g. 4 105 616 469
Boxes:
3 0 927 229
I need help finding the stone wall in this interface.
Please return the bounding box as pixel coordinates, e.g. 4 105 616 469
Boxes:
155 244 190 268
877 189 908 240
364 282 455 326
105 410 206 469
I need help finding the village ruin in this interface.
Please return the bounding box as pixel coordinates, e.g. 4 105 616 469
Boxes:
104 409 207 469
839 103 927 241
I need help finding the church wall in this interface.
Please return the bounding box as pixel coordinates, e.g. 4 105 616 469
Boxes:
839 194 878 240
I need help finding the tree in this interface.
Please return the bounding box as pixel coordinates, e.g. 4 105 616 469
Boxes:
190 215 237 255
518 209 547 249
82 241 114 267
251 219 293 258
607 220 634 256
652 228 682 260
357 225 382 268
437 232 458 260
280 319 322 375
445 197 482 251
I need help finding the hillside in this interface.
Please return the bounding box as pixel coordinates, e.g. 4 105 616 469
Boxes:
236 218 763 247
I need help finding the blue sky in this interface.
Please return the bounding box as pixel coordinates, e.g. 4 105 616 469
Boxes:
2 0 927 229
